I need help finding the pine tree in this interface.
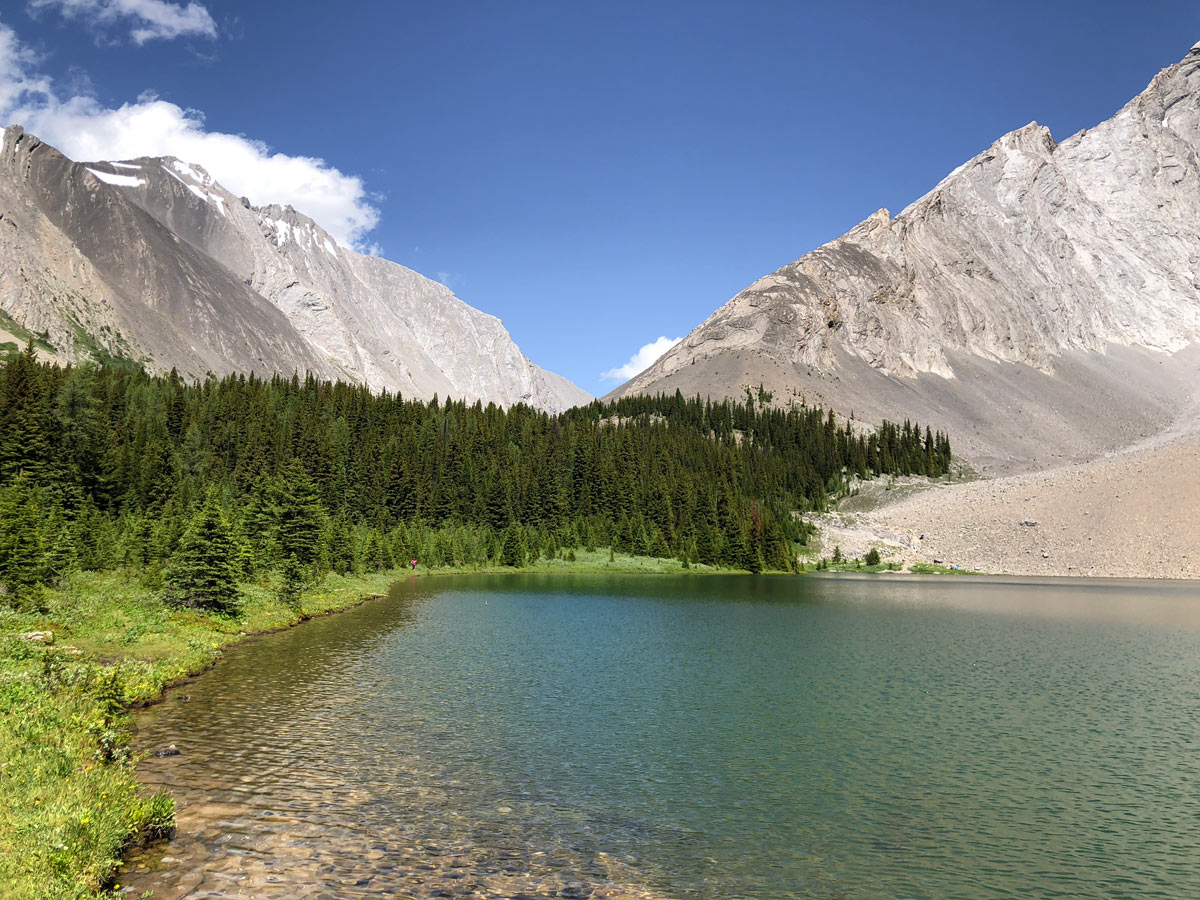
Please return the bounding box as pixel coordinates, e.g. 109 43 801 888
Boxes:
0 344 52 483
273 460 327 569
325 514 356 575
363 529 392 572
695 522 718 567
277 554 306 611
163 493 241 613
0 480 45 608
500 526 525 567
40 514 79 587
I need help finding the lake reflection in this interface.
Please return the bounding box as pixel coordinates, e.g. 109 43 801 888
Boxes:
122 574 1200 899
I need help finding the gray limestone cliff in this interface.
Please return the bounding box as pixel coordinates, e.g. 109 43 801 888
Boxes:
613 45 1200 470
0 129 590 412
0 127 340 381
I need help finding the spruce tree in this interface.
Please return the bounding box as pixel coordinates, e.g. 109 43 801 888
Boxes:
164 493 241 614
273 460 327 569
0 480 45 608
363 529 392 572
0 343 52 484
277 554 305 611
500 526 525 567
695 523 718 567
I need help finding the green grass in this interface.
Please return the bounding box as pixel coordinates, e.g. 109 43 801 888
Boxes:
0 567 405 899
0 308 54 355
906 562 984 575
63 314 143 373
410 547 730 576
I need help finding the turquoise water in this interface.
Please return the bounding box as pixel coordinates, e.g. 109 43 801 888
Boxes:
124 574 1200 899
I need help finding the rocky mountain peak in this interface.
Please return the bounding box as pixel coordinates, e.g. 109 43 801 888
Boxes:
0 126 590 412
611 44 1200 471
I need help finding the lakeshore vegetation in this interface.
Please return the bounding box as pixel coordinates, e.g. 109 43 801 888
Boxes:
0 345 950 897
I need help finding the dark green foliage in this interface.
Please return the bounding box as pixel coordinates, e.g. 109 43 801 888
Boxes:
163 493 241 614
500 527 525 567
362 529 393 572
0 344 53 484
277 555 306 610
272 460 327 567
0 356 952 594
0 479 46 608
864 547 881 566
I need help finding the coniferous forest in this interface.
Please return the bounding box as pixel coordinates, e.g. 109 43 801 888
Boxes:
0 346 951 608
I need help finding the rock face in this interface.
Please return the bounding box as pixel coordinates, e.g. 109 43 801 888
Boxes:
613 45 1200 470
0 127 590 412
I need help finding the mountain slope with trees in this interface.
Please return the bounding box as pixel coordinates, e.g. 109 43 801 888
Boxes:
0 348 949 603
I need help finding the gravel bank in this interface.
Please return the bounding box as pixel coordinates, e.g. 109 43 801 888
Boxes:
825 436 1200 580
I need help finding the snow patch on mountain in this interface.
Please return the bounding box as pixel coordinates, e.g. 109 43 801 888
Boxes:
86 167 144 187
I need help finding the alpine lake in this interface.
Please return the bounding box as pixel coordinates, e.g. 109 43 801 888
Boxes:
119 573 1200 899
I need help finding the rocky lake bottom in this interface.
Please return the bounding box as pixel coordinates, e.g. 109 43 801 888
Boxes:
120 573 1200 899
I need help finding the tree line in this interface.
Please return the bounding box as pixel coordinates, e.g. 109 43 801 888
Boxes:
0 345 951 609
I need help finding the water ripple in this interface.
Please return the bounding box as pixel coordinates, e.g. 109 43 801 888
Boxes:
122 574 1200 899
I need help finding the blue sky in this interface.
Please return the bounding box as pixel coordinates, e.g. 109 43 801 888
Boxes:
2 1 1198 396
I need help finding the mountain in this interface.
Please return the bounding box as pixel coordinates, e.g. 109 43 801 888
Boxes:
612 44 1200 473
0 126 590 412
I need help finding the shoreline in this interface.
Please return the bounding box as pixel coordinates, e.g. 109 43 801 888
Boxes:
7 544 1193 898
0 551 766 899
0 568 414 899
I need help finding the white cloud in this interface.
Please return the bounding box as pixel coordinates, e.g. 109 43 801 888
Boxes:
28 0 217 44
601 335 682 382
0 21 51 113
0 22 380 248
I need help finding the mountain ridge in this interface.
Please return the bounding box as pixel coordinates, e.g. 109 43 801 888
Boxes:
0 126 590 412
611 45 1200 471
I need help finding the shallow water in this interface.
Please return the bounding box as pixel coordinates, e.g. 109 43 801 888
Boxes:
121 574 1200 899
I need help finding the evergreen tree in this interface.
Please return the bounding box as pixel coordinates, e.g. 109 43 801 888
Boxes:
0 354 953 581
363 529 393 572
325 514 356 575
273 460 327 569
163 493 241 613
500 527 525 567
41 514 79 587
277 554 306 611
0 344 52 484
0 480 45 608
695 522 718 567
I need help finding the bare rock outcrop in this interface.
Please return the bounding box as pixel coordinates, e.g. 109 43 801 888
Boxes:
613 45 1200 471
0 128 590 412
0 127 340 381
